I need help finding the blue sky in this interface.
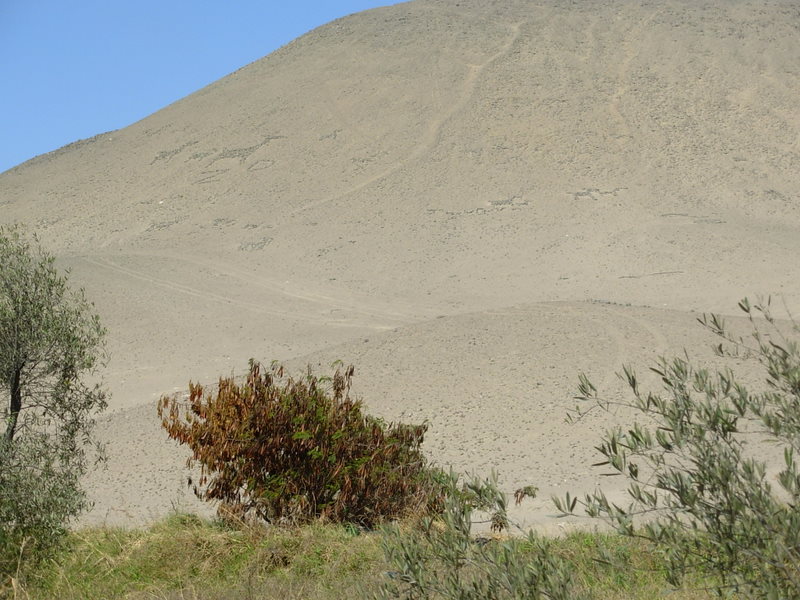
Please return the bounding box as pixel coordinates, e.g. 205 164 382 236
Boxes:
0 1 397 173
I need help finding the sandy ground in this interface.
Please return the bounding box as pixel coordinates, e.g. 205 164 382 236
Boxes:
1 0 799 532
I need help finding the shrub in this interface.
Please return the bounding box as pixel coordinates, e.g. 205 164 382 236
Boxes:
557 297 800 598
0 225 108 577
158 360 441 527
378 471 580 600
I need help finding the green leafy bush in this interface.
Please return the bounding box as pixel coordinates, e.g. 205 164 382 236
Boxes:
558 298 800 598
379 471 580 600
159 360 441 527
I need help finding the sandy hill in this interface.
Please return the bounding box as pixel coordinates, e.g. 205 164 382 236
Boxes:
1 0 798 528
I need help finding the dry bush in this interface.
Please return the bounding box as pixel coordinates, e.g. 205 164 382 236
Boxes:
158 361 441 527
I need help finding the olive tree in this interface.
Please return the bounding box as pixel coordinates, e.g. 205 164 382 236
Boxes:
558 298 800 598
0 225 107 570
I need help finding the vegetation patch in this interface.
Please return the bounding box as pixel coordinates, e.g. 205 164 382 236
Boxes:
13 516 715 600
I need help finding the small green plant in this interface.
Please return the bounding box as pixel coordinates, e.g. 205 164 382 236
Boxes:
378 470 580 600
557 297 800 598
159 360 441 527
0 225 107 579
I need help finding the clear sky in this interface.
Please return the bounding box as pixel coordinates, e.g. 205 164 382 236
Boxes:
0 1 398 173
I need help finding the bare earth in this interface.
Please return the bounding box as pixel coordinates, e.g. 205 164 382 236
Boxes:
1 0 798 531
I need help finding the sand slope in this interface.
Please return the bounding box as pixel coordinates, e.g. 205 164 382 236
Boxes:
1 0 798 528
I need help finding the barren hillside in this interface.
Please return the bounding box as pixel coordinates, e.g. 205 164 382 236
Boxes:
2 0 798 527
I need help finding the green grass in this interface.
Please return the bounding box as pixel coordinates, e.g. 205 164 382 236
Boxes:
546 531 715 600
9 516 720 600
13 514 386 600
